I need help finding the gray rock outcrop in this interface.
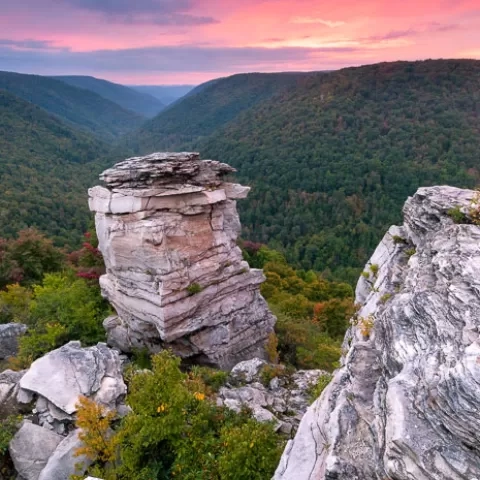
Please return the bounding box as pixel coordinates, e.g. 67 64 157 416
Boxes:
88 152 276 369
0 323 27 359
218 358 328 435
6 342 126 480
38 429 93 480
0 369 28 418
275 186 480 480
18 341 126 433
9 421 63 480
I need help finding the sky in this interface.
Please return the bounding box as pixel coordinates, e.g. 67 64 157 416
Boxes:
1 0 480 85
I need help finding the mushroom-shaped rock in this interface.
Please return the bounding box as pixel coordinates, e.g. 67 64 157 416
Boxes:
89 152 276 369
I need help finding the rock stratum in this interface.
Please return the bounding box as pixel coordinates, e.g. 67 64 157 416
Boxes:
89 152 275 369
275 186 480 480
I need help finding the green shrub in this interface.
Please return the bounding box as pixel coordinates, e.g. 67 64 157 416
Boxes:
447 206 467 224
78 351 285 480
9 271 109 367
0 415 21 478
369 264 379 277
189 365 229 392
131 348 152 370
380 293 392 304
186 283 203 295
405 248 416 258
392 235 407 244
307 373 333 403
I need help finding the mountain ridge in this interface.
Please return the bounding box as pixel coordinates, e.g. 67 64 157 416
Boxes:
53 75 165 118
0 71 145 141
0 89 110 245
128 59 480 282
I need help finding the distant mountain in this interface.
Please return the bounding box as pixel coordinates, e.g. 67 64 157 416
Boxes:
0 89 109 246
125 72 310 152
127 60 480 283
0 71 145 141
129 85 195 105
53 75 165 118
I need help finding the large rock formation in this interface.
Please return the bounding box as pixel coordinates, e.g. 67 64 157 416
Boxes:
88 152 275 369
275 186 480 480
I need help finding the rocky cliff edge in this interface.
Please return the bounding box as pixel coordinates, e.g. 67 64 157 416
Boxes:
275 186 480 480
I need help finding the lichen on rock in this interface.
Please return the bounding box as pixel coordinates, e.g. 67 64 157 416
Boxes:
275 186 480 480
89 152 276 369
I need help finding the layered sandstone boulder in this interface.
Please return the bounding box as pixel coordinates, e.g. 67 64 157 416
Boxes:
88 152 275 369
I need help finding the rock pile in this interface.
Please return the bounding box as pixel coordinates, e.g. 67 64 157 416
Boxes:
218 358 328 435
275 186 480 480
8 342 126 480
89 152 276 369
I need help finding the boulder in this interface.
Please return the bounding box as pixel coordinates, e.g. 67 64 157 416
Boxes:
230 357 267 383
89 152 276 369
0 323 27 359
275 186 480 480
0 369 28 418
38 429 92 480
9 421 62 480
19 341 126 416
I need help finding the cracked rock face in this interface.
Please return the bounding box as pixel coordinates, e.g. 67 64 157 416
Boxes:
275 186 480 480
89 152 276 369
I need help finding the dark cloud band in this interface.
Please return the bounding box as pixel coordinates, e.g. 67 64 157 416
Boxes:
0 43 356 75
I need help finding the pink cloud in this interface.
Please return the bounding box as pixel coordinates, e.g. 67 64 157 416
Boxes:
0 0 479 83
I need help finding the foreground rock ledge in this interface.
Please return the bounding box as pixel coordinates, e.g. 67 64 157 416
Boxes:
275 186 480 480
89 152 275 369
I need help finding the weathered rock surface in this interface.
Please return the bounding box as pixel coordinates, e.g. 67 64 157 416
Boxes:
0 369 28 418
89 152 276 369
5 342 126 480
18 341 126 434
275 186 480 479
38 429 92 480
218 358 327 434
0 323 27 359
9 421 63 480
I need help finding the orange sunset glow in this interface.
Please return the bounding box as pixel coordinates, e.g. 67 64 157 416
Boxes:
1 0 480 84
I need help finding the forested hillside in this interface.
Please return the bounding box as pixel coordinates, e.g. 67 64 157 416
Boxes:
130 60 480 283
0 90 108 246
53 75 165 118
124 72 310 152
0 71 145 141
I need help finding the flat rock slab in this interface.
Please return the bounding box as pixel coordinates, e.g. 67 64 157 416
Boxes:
19 341 126 414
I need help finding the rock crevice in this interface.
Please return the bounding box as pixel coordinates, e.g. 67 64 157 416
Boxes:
89 152 275 369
